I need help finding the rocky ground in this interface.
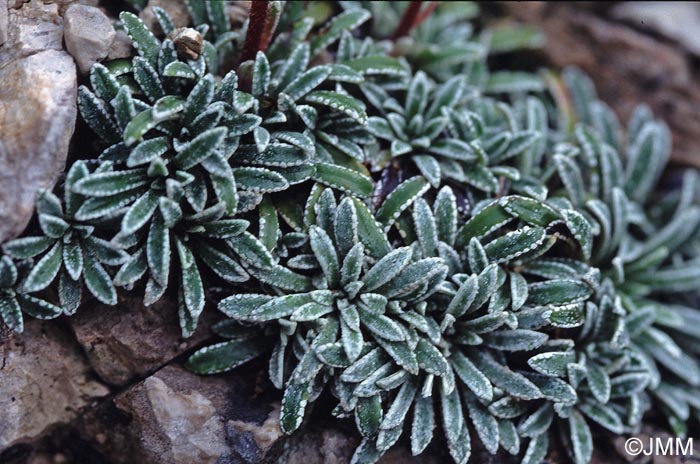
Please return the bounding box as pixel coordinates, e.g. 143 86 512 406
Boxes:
1 1 699 463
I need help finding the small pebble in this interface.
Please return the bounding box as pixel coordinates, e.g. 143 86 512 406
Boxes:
169 27 203 61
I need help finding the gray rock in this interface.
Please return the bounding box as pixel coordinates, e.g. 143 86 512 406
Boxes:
76 365 286 464
144 375 230 463
107 28 133 60
2 1 64 67
137 0 248 31
0 320 110 449
612 2 700 56
0 49 76 243
0 0 8 45
0 0 77 243
63 3 115 73
139 0 190 32
70 294 216 386
64 0 100 13
8 0 93 15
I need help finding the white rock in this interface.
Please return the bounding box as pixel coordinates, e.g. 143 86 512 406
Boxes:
63 3 115 73
145 376 230 464
0 0 78 243
2 0 64 65
612 2 700 56
0 49 76 243
139 0 190 31
0 0 8 46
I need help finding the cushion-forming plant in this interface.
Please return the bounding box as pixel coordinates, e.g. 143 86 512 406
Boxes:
1 2 699 464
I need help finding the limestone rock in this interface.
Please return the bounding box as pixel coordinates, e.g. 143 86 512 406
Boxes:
63 3 115 73
107 28 133 60
612 2 700 56
2 0 64 67
0 320 110 449
76 364 286 464
139 0 190 32
0 0 8 46
69 294 216 386
0 0 77 243
144 376 230 463
0 49 76 243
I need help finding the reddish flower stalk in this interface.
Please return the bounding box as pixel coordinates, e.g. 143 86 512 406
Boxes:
414 1 439 27
259 2 282 54
392 1 440 40
241 1 271 62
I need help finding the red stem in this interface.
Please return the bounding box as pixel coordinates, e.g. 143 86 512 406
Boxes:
394 0 440 40
241 1 270 62
415 2 439 27
392 1 440 40
393 1 422 40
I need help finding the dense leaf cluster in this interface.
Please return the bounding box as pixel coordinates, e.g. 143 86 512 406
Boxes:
1 2 699 464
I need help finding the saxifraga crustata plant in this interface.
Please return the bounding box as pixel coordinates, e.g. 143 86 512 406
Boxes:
1 2 699 464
